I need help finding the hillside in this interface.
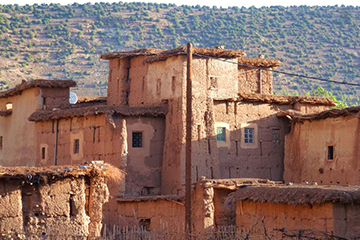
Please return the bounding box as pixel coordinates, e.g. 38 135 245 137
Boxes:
0 2 359 103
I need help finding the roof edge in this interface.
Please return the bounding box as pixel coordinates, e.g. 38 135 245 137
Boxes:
0 79 77 99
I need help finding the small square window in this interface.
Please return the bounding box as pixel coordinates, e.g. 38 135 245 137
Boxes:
74 139 80 154
328 146 334 160
244 128 254 143
132 132 143 148
216 127 226 142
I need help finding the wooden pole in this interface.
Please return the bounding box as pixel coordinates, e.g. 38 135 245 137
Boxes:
185 42 193 237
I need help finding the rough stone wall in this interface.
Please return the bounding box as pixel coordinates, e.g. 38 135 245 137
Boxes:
236 201 335 239
284 115 360 185
0 176 108 239
237 67 272 94
0 88 41 166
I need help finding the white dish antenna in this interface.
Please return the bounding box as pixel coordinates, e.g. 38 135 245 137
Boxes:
69 92 78 104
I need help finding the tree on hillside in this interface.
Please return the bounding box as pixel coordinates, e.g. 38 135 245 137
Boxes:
305 86 348 108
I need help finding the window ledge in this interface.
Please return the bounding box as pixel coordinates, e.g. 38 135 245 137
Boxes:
0 109 12 117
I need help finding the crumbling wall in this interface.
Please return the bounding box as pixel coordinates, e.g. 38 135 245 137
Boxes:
236 201 335 239
284 114 360 185
0 176 108 239
192 180 215 234
213 188 236 227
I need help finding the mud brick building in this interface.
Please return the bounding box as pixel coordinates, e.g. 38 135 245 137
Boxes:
283 106 360 185
0 46 342 234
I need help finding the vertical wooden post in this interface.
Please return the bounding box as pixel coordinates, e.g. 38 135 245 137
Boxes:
185 42 193 237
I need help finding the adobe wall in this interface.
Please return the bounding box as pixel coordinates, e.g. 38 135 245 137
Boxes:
124 116 165 196
0 176 108 239
103 199 185 232
0 88 41 166
238 67 272 94
213 188 236 227
293 102 330 114
40 88 70 109
35 114 165 197
106 56 186 196
202 101 292 181
236 201 335 239
107 56 185 107
284 115 360 185
107 58 130 106
333 203 360 239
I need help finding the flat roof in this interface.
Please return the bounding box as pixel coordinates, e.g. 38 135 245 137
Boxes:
28 105 167 122
215 92 336 107
228 184 360 205
0 79 76 99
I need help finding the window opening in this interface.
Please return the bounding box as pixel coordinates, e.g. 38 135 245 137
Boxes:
5 103 12 110
74 139 80 154
139 219 151 231
132 132 143 148
244 128 254 143
328 146 334 160
171 76 176 93
216 127 226 142
210 77 218 88
41 147 46 159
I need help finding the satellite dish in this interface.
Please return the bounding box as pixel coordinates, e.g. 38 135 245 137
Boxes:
69 92 78 104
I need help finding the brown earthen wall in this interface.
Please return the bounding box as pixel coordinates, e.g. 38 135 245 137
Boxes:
237 67 272 95
0 88 41 166
107 58 130 106
40 88 70 109
0 176 108 239
103 199 184 232
209 101 293 181
284 115 360 185
236 201 335 238
333 203 360 239
124 116 165 196
213 188 236 227
35 114 164 197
